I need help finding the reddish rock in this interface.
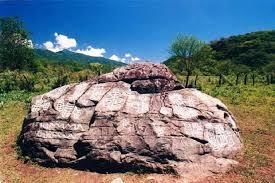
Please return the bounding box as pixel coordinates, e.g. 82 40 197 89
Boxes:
19 63 242 181
98 62 182 93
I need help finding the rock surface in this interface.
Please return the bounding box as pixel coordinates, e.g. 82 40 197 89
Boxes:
19 63 242 180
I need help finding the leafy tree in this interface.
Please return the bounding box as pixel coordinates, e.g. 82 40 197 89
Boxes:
232 64 250 85
89 62 103 76
0 17 34 71
216 60 235 75
169 34 206 87
264 61 275 74
264 62 275 84
195 45 217 75
52 74 69 89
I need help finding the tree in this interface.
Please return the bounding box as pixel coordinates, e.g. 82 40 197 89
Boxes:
195 45 217 75
216 60 235 75
0 17 34 71
264 62 275 84
89 63 103 76
169 34 205 87
232 64 250 85
210 30 275 73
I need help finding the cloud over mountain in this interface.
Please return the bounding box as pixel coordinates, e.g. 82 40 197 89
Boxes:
43 33 77 52
109 53 140 63
109 54 121 61
43 33 140 62
76 46 106 57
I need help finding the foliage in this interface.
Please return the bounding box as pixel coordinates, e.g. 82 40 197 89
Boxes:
0 90 36 104
89 62 103 76
52 74 69 89
194 45 217 75
210 30 275 73
169 35 211 86
34 48 126 67
165 30 275 77
0 61 100 94
0 70 36 92
0 17 35 71
263 61 275 74
169 35 205 74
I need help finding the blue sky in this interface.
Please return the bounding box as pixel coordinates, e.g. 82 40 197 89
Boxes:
1 0 275 62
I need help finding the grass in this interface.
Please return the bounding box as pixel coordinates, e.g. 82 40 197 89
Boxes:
0 77 274 182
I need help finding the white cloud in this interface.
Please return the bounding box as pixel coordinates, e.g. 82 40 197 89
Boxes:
109 54 121 61
131 57 140 62
42 33 142 62
112 53 141 63
76 45 106 57
54 32 77 49
43 41 60 52
125 53 132 58
43 41 54 48
43 33 77 52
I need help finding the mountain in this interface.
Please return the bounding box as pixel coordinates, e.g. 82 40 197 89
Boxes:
210 30 275 70
34 49 126 66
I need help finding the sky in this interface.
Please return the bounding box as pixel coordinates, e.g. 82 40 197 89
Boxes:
1 0 275 62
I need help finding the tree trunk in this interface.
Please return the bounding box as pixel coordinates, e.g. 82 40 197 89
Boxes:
266 74 270 85
218 74 222 86
244 74 248 85
252 74 255 86
236 74 240 85
185 73 190 88
271 74 274 84
194 75 198 86
208 77 211 83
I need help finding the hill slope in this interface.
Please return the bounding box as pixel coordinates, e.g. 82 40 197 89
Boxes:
34 49 126 66
210 30 275 69
163 30 275 74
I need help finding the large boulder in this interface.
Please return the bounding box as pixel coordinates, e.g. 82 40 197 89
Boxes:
19 63 242 180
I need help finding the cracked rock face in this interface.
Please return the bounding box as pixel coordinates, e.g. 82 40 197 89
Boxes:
19 63 242 180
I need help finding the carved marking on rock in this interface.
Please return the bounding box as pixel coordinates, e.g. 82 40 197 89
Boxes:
95 88 128 112
37 122 87 131
123 94 150 115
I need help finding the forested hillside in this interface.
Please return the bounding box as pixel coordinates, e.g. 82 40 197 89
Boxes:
210 30 275 72
164 31 275 76
34 49 126 67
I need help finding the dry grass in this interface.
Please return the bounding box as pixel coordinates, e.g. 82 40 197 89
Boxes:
0 83 274 183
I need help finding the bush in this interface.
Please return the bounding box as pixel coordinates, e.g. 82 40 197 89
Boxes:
0 70 18 92
52 75 69 89
0 71 37 92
